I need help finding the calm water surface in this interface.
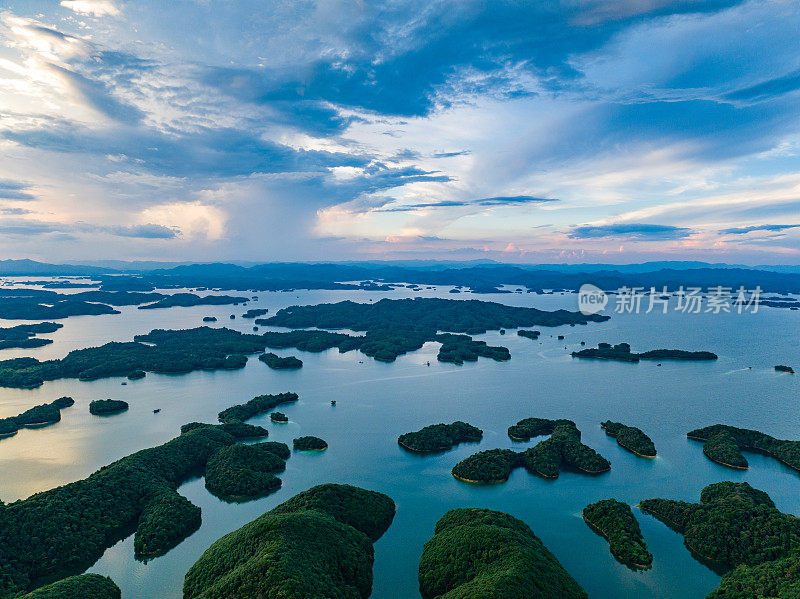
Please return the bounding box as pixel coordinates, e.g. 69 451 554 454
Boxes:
0 282 797 598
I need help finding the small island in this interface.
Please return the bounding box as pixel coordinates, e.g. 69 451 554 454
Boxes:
293 436 328 451
0 396 74 438
258 352 303 370
242 308 268 318
419 508 587 599
218 392 299 424
517 329 540 340
0 322 63 349
89 399 129 416
775 365 794 373
204 443 287 502
452 449 520 483
127 370 146 380
583 499 653 569
520 422 611 478
572 342 717 363
508 417 574 441
20 574 121 599
183 484 395 599
398 421 483 452
601 421 656 457
687 424 800 472
202 316 217 322
270 411 288 423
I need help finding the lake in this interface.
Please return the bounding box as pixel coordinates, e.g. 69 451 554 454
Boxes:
0 281 797 598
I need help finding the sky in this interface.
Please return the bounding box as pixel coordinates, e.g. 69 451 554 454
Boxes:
0 0 799 264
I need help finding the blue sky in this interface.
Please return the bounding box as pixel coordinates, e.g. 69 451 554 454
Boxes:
0 0 799 263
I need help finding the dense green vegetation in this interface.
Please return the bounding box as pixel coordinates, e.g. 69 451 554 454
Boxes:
775 365 795 373
583 499 653 568
451 449 519 483
293 436 328 451
641 482 800 569
0 295 119 320
89 399 129 416
398 421 482 452
241 308 268 318
601 421 657 457
204 443 287 502
254 297 606 364
217 392 298 424
687 424 800 471
137 293 248 309
202 316 217 322
508 417 575 441
572 342 717 362
258 352 303 369
0 396 74 438
455 421 610 482
520 422 611 478
517 329 540 340
180 421 268 439
0 425 238 596
127 370 146 380
0 327 268 388
418 508 587 599
269 411 288 423
20 574 120 599
707 555 800 598
183 484 395 599
0 323 62 349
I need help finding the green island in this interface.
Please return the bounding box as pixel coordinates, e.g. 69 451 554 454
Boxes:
89 399 129 416
775 364 794 373
398 421 483 452
181 421 268 439
241 308 268 318
217 392 299 424
202 316 217 322
270 411 288 423
517 329 540 340
294 435 328 451
582 499 653 569
127 369 146 380
0 323 62 349
451 449 520 483
0 327 267 388
137 293 248 309
687 424 800 471
0 425 245 596
572 342 717 363
258 352 303 369
0 396 74 438
19 574 120 599
454 420 610 482
601 421 657 457
641 482 800 597
519 422 611 478
183 484 395 599
256 297 607 364
204 442 289 502
418 508 587 599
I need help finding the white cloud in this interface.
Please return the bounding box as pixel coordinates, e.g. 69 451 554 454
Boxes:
59 1 121 17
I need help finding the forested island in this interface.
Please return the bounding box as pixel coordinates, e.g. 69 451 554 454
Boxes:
398 421 482 452
418 508 587 599
601 421 657 457
242 308 268 318
127 370 146 380
0 323 62 349
204 442 289 502
572 342 717 363
202 316 217 322
0 327 268 388
217 392 298 424
0 425 247 596
20 574 120 599
583 499 653 569
775 365 794 373
641 482 800 597
453 420 610 482
517 329 540 340
270 411 288 423
0 396 74 438
687 424 800 471
258 352 303 369
137 293 248 309
89 399 129 416
294 436 328 451
183 484 395 599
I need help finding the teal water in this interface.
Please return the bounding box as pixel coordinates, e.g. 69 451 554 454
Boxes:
0 283 797 598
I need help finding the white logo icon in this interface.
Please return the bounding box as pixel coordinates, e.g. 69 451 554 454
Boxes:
578 283 607 315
